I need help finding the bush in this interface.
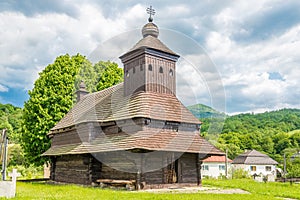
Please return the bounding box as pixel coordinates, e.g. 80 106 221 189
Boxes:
7 165 43 179
286 158 300 178
232 168 251 179
7 144 27 166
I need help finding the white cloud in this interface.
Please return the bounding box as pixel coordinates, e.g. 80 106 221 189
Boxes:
0 0 299 113
0 3 145 91
0 84 8 92
203 7 300 113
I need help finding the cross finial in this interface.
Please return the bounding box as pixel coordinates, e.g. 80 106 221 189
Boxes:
146 6 155 22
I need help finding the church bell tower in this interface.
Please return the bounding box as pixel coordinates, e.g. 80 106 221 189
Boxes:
119 6 180 96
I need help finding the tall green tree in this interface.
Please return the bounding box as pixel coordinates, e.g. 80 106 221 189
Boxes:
21 54 123 166
21 54 93 165
95 61 123 91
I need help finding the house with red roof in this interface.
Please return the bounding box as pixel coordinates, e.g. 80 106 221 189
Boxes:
201 156 232 178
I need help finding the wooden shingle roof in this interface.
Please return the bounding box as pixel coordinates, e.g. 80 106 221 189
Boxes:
232 150 278 165
122 35 179 57
51 83 200 132
120 22 179 59
43 129 224 156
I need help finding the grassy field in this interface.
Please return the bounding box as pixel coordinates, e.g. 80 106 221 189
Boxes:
203 179 300 199
3 179 299 200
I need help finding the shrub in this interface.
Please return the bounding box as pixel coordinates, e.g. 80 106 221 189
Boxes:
7 164 43 179
232 168 251 179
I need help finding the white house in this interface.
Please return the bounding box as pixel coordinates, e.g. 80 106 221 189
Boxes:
232 149 278 182
201 156 232 178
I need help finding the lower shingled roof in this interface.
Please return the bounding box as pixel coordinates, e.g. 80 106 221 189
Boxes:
43 129 224 156
50 83 200 132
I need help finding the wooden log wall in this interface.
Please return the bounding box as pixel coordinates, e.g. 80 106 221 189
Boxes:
98 152 136 180
179 153 198 183
90 157 102 183
143 170 163 184
53 154 91 185
51 129 82 146
51 152 199 186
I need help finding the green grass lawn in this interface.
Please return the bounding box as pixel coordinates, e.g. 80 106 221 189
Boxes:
203 179 300 199
4 179 299 200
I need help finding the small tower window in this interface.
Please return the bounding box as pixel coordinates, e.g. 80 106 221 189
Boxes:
133 67 136 74
159 66 163 73
140 64 143 71
125 70 129 77
169 69 173 76
148 64 152 71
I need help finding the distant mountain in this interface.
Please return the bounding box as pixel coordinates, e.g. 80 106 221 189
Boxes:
187 104 226 119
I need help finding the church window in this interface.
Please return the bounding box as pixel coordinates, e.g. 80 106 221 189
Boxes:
125 70 129 77
159 66 163 73
140 64 143 71
169 69 173 76
148 64 152 71
133 67 136 74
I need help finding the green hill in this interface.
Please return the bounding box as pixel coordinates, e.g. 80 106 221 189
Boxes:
0 103 22 143
187 104 226 119
188 105 300 160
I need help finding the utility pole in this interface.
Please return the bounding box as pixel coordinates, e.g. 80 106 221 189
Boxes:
0 130 3 161
1 129 8 180
283 153 286 182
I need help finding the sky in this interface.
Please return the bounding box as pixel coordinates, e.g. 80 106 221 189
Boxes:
0 0 299 114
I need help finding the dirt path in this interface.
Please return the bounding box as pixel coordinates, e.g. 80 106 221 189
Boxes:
143 186 250 194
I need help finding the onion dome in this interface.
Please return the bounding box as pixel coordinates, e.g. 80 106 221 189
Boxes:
142 22 159 38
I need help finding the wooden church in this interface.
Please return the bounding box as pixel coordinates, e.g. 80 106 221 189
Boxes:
43 8 223 189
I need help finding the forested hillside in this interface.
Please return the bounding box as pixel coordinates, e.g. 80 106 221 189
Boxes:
187 104 226 119
0 103 22 143
197 107 300 164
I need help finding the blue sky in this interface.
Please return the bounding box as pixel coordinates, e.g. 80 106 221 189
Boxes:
0 0 299 114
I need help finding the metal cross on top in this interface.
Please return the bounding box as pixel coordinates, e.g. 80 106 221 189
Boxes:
146 6 155 22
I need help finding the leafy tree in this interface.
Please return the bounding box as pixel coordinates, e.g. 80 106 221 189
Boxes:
95 61 123 91
260 135 274 154
7 144 26 166
74 56 98 93
21 54 123 166
287 157 300 178
21 54 94 165
0 103 22 143
290 131 300 148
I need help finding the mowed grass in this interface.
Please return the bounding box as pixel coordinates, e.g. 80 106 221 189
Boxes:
203 179 300 199
3 179 298 200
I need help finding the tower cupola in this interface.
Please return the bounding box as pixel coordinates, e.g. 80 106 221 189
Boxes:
120 6 179 96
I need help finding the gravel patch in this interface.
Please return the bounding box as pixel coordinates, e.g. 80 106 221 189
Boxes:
142 186 250 194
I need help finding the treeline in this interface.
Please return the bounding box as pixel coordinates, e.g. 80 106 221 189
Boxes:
201 108 300 163
0 103 22 143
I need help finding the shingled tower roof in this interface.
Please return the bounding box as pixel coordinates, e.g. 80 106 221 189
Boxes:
120 22 178 58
